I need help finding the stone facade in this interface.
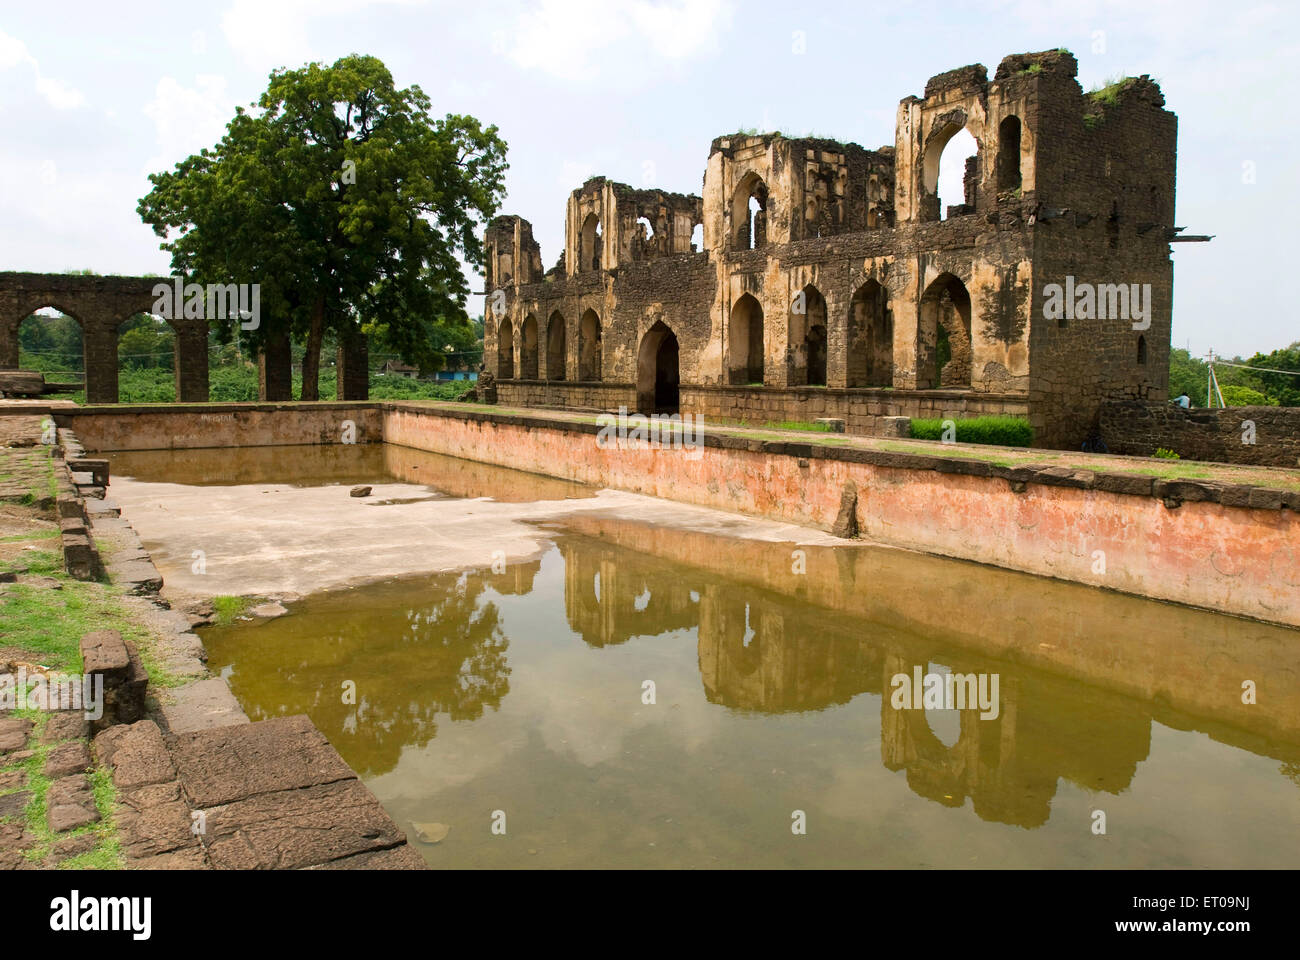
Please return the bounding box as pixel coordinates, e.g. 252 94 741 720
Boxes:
1101 400 1300 467
483 49 1180 449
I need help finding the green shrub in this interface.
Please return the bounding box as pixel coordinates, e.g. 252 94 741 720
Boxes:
909 415 1034 447
1153 447 1181 459
1219 385 1276 407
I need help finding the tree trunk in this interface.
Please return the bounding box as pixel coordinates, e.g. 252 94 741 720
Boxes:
301 296 325 401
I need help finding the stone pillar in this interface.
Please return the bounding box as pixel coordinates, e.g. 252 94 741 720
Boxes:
336 330 369 401
0 318 19 369
258 333 292 401
83 324 119 404
173 324 210 402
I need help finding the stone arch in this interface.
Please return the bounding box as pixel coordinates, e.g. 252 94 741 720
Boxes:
519 314 539 379
497 318 515 379
728 293 764 385
545 311 566 381
996 115 1022 192
732 172 769 250
922 114 979 221
848 279 893 387
788 284 828 387
578 309 602 381
8 304 84 373
918 273 973 389
636 319 679 415
580 213 603 272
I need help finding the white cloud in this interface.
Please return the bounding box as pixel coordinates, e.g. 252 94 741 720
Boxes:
143 75 235 174
221 0 426 69
508 0 734 81
0 29 85 110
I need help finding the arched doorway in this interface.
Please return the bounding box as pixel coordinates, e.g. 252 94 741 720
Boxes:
578 310 602 381
848 280 893 387
519 315 538 379
728 294 764 385
918 273 972 389
497 318 515 379
545 312 566 380
636 320 679 415
788 284 827 386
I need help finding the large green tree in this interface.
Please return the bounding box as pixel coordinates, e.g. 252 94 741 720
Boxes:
138 54 507 399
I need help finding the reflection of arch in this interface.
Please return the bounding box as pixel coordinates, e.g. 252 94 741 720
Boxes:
580 213 602 272
848 280 893 387
546 311 566 381
731 172 768 250
578 309 601 381
636 320 679 415
788 284 827 386
917 273 972 389
728 294 764 385
996 116 1022 192
497 318 515 379
519 314 539 379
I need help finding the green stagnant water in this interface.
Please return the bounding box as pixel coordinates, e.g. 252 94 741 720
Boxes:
130 446 1300 869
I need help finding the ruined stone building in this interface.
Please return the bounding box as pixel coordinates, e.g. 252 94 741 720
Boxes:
484 49 1179 449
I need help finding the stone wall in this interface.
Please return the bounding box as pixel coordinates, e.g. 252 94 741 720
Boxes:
54 403 383 451
496 380 636 411
382 403 1299 628
680 384 1027 432
1101 400 1300 467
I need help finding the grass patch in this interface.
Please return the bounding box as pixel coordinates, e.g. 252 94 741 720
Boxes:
211 595 253 626
910 415 1034 447
1 528 60 543
0 712 123 870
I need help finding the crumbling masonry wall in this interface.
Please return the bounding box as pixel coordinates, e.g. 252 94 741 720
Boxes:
485 49 1179 450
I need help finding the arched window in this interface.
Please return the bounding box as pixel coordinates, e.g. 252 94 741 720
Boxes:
996 116 1022 192
732 174 768 250
690 222 704 253
922 121 979 221
580 213 603 272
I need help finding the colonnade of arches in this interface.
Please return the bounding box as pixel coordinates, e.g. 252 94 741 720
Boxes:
496 308 602 383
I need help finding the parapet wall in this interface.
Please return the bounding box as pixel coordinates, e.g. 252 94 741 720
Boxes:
383 403 1299 628
1101 400 1300 468
53 403 383 451
679 385 1027 433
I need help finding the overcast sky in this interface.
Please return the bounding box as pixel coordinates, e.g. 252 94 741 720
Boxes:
1 0 1294 357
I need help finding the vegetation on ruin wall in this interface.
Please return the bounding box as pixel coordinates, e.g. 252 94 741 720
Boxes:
910 416 1035 447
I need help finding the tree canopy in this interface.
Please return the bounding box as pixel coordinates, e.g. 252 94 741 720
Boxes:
138 53 507 398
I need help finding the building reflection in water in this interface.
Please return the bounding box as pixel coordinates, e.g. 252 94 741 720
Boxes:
205 516 1300 834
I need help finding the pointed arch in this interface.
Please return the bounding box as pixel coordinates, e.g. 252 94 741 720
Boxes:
848 280 893 387
728 294 764 385
917 273 972 389
546 311 567 380
787 284 827 386
578 309 602 381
